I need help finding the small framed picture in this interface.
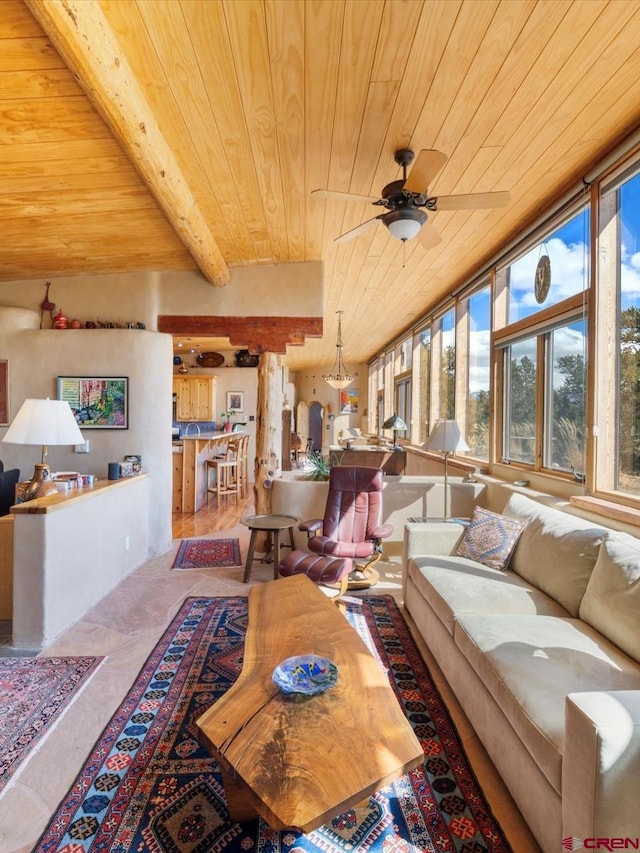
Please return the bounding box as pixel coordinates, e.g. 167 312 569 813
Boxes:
57 376 128 429
226 391 244 413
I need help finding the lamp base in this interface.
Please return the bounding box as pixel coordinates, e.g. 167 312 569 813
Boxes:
24 463 58 501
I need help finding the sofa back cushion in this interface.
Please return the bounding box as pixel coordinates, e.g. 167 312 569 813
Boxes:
503 493 607 616
580 533 640 662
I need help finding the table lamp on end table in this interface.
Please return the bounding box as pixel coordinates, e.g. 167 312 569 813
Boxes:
2 397 84 500
382 414 407 450
424 419 470 518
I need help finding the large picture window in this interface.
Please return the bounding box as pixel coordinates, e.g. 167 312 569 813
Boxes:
506 208 590 324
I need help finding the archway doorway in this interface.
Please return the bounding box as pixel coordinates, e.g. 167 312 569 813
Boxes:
308 401 324 453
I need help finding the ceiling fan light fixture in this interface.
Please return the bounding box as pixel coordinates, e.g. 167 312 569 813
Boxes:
323 310 355 390
384 208 427 242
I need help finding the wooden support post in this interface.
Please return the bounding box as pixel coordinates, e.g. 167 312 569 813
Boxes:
254 352 282 551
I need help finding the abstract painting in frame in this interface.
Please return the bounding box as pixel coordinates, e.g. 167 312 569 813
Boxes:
57 376 128 429
0 360 8 426
340 388 359 414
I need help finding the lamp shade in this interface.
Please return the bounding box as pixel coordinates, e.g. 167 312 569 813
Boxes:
383 209 427 242
3 398 84 447
424 419 469 453
382 414 407 432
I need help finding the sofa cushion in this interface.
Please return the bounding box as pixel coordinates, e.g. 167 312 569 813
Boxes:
454 613 640 795
503 493 607 616
407 556 569 636
454 506 525 570
580 533 640 663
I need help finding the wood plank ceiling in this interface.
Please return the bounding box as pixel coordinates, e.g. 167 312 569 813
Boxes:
2 0 640 370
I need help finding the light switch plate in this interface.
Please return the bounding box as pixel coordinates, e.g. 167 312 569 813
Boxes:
75 441 90 453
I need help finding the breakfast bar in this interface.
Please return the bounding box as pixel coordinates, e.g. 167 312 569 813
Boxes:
174 431 244 513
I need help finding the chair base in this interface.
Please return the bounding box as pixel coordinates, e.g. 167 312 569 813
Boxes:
346 565 380 590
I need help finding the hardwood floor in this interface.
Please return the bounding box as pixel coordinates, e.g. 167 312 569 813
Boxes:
172 490 254 539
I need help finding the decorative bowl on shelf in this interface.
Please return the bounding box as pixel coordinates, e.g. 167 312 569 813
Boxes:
272 654 338 696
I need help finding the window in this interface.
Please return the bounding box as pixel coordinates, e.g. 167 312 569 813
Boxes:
499 314 587 473
415 326 431 443
545 319 586 474
462 285 491 459
438 309 455 419
503 337 537 465
395 374 411 441
506 208 590 325
598 164 640 496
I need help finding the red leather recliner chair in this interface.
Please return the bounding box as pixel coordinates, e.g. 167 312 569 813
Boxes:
279 466 393 597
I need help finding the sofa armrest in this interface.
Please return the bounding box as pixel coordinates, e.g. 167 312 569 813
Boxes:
563 691 640 841
403 521 465 561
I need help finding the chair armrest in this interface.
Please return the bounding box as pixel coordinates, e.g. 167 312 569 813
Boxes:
299 518 323 534
563 691 640 840
371 523 393 541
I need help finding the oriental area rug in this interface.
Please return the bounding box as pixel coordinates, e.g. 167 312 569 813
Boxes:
32 596 511 853
171 538 242 570
0 655 103 794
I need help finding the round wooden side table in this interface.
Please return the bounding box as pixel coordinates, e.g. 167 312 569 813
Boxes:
241 514 299 582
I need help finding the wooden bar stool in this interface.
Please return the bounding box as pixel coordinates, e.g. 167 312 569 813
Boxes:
207 439 240 500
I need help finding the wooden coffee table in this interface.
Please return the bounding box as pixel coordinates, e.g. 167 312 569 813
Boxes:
196 574 423 833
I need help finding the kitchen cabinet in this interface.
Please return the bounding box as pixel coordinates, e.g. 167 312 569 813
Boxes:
173 376 216 421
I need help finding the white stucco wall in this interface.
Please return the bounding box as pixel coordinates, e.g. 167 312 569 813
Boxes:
12 475 150 650
0 262 323 328
1 320 172 555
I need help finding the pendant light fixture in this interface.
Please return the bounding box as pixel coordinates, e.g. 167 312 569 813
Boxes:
323 310 355 390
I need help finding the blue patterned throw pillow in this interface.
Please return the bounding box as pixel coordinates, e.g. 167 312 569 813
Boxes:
455 506 525 571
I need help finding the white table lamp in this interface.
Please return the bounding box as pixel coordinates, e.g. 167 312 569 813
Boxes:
2 398 84 500
424 419 469 517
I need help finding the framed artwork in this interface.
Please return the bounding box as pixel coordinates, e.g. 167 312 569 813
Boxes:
57 376 129 429
0 360 8 426
340 388 359 414
226 391 244 413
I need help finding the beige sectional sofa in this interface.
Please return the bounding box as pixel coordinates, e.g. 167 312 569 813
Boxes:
403 491 640 853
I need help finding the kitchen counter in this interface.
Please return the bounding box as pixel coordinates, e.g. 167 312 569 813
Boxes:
174 431 246 513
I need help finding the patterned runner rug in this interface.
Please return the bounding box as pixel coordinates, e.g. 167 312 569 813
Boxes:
32 596 511 853
0 655 103 794
172 538 242 569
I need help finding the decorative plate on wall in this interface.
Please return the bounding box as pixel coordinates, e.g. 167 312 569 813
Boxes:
534 254 551 304
235 349 259 367
196 351 224 368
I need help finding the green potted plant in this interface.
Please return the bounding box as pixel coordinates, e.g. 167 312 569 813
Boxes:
220 409 235 433
303 451 331 481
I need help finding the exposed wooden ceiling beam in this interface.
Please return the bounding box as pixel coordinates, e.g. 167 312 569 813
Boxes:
24 0 230 287
158 315 323 355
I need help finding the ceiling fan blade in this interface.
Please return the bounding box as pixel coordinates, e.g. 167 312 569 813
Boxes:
403 149 448 195
418 221 442 248
434 191 511 211
334 216 382 243
312 188 381 204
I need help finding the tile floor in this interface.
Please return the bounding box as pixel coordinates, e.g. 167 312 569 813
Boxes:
0 521 541 853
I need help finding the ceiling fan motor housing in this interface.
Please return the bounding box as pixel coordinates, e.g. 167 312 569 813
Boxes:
380 179 423 208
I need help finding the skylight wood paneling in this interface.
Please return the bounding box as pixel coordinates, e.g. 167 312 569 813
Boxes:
0 0 639 370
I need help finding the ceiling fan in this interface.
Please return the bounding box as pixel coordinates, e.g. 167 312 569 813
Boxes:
312 148 510 247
